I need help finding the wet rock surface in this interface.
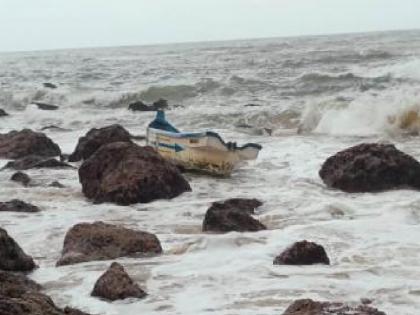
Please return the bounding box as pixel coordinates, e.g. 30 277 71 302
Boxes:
43 82 57 89
79 142 191 205
0 129 61 159
282 299 386 315
4 155 73 170
10 172 31 186
274 240 330 265
0 200 40 213
32 102 59 110
57 221 162 266
68 124 132 162
0 109 8 117
203 198 266 232
49 181 65 188
91 262 147 301
128 98 168 111
319 143 420 192
0 228 36 271
0 271 42 298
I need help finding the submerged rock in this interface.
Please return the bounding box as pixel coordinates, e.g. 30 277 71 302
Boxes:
0 228 36 271
0 129 61 159
5 155 73 170
79 142 191 205
128 98 168 111
10 172 31 186
319 143 420 192
68 124 132 162
282 299 386 315
32 102 59 110
91 262 147 301
0 109 8 117
49 181 65 188
43 82 57 89
203 198 266 232
0 200 40 213
57 221 162 266
274 240 330 265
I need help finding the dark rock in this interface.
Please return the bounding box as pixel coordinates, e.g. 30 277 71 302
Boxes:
0 228 36 271
203 198 266 232
0 109 8 117
63 307 93 315
68 124 132 162
152 98 169 110
0 200 40 213
43 82 57 89
56 221 162 266
91 262 147 301
32 102 59 110
49 181 65 188
282 299 386 315
244 103 261 107
5 155 73 170
79 142 191 205
41 125 69 132
0 271 42 298
274 240 330 265
130 134 146 141
0 129 61 159
128 99 169 111
10 172 31 186
319 143 420 193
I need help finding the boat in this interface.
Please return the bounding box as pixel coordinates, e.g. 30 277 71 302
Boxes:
146 111 262 176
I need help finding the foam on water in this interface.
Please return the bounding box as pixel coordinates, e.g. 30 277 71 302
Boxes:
1 30 420 315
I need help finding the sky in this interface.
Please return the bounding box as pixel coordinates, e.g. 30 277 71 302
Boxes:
0 0 419 52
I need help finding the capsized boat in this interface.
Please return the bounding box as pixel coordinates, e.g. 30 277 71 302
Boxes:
146 111 262 176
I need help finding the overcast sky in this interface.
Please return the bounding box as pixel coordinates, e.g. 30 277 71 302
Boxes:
0 0 419 52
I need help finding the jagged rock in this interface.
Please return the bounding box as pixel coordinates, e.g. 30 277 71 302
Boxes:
0 271 42 298
49 181 65 188
0 109 8 117
0 129 61 159
0 200 40 213
4 155 73 170
91 262 147 301
57 222 162 266
202 198 266 232
79 142 191 205
274 240 330 265
43 82 57 89
32 102 59 110
128 98 168 111
68 124 132 162
319 143 420 192
282 299 386 315
0 228 36 271
10 172 31 186
152 98 169 110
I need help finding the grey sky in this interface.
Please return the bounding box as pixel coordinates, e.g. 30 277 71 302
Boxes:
0 0 419 52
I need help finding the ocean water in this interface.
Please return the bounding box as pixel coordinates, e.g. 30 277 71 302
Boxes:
1 29 420 314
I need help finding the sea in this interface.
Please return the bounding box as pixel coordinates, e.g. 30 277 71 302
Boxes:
1 29 420 314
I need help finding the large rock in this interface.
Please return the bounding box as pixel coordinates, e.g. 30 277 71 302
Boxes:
274 240 330 265
0 271 42 298
57 222 162 266
10 172 31 186
128 99 168 112
319 143 420 192
91 262 147 301
79 142 191 205
0 200 40 213
0 129 61 159
0 228 36 271
4 155 72 170
68 125 132 162
282 299 386 315
202 198 266 232
0 109 8 117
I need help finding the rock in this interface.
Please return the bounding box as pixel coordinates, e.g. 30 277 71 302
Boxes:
128 99 168 111
91 262 147 301
282 299 386 315
0 129 61 159
79 142 191 205
0 271 42 298
0 200 40 213
43 82 57 89
4 155 73 170
41 125 69 132
152 98 169 110
32 102 59 110
49 181 65 188
202 198 266 232
63 307 93 315
0 228 36 271
130 134 146 141
273 240 330 265
10 172 31 186
68 124 132 162
0 109 8 117
56 221 162 266
319 143 420 192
